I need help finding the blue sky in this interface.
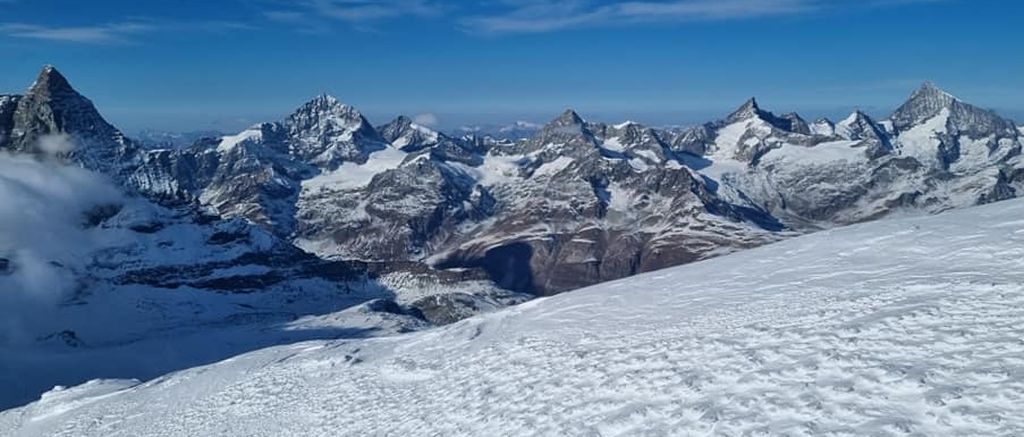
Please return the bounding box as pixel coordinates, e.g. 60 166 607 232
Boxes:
0 0 1021 134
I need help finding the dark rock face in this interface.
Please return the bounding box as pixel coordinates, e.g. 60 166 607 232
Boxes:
408 291 529 325
1 67 140 179
0 95 20 144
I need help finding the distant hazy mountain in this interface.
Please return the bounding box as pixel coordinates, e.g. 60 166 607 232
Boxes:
455 121 541 141
136 129 224 148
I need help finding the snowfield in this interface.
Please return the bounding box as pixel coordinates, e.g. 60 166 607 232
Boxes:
5 198 1024 436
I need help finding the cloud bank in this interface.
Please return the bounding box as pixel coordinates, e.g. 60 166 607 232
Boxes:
0 138 122 344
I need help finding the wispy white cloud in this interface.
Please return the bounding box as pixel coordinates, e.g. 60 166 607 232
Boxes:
308 0 443 22
463 0 951 34
0 19 255 45
0 21 156 44
0 0 953 42
413 112 440 127
259 0 445 33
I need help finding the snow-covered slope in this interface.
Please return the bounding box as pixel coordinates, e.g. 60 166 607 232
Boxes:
6 197 1024 436
0 151 524 411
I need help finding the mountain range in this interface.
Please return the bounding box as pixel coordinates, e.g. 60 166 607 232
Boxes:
1 65 1023 408
4 65 1024 295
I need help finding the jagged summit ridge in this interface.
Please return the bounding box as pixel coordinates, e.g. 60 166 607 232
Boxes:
281 93 390 167
891 81 958 131
28 65 78 98
723 97 763 123
891 81 1017 139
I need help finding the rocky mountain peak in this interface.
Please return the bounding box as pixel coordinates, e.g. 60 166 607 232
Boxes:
28 65 78 99
891 81 958 131
290 94 365 125
22 65 101 117
526 109 597 152
910 81 956 106
391 115 414 127
727 98 761 121
778 112 811 135
3 65 131 165
551 109 585 127
841 110 872 124
836 110 890 147
282 94 388 167
378 115 442 152
892 82 1016 138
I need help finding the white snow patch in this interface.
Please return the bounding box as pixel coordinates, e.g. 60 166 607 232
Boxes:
810 120 834 136
600 137 625 152
217 127 263 153
896 108 950 165
302 147 406 192
633 149 661 163
628 157 649 171
532 156 574 178
766 140 866 165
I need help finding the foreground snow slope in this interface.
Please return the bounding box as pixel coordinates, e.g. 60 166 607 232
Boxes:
5 198 1024 436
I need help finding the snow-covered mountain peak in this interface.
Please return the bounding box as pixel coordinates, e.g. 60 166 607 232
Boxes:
531 109 595 149
810 117 836 136
283 95 388 168
726 97 761 122
834 110 892 155
892 82 1017 141
289 94 366 127
837 110 881 132
378 115 442 152
917 80 955 99
891 81 958 131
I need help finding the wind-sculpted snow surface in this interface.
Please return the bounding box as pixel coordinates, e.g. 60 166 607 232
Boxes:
5 198 1024 436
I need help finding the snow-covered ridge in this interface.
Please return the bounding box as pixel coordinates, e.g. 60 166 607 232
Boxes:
6 195 1024 436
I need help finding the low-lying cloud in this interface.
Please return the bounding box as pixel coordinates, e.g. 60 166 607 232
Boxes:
35 133 75 155
0 137 122 344
413 113 440 127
